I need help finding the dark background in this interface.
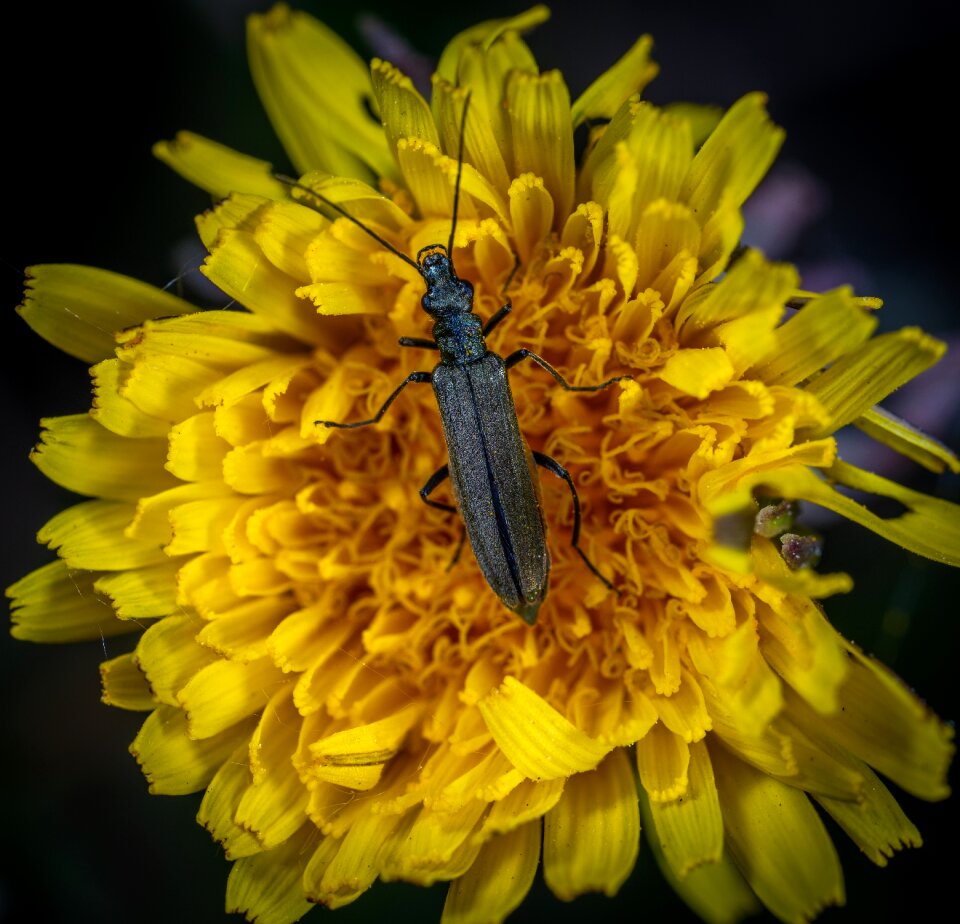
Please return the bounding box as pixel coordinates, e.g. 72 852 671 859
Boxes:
3 1 958 922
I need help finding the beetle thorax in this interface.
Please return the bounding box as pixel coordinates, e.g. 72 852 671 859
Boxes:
433 312 486 365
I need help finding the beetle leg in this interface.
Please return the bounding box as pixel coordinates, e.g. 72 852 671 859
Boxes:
316 370 432 429
398 336 439 350
504 348 631 392
532 450 618 595
483 252 522 336
419 464 457 513
447 528 467 571
420 464 466 572
482 299 512 336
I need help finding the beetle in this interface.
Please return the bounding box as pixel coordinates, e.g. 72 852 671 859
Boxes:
279 100 629 623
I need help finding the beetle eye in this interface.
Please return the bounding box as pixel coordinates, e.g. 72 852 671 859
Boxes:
421 295 433 310
461 281 473 298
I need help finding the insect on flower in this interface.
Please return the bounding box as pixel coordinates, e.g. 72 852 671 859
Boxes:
281 98 631 624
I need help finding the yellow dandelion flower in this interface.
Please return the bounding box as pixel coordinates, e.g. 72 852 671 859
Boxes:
8 5 959 923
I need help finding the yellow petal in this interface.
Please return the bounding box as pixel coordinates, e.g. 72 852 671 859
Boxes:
295 280 388 317
434 5 549 86
386 801 487 884
7 560 132 643
31 415 177 501
100 652 156 711
621 104 692 237
37 500 165 570
676 249 797 339
135 614 217 706
753 550 853 600
197 743 264 859
303 225 395 288
222 443 304 495
295 172 415 235
235 688 308 848
571 34 658 127
651 669 712 742
682 570 736 637
710 306 785 375
432 74 511 200
177 656 286 739
166 412 229 481
660 347 734 398
309 809 403 908
705 676 863 801
119 354 222 423
683 92 784 225
711 742 845 922
801 327 946 437
247 4 393 181
371 58 440 163
198 355 313 411
815 762 922 867
94 560 180 618
701 616 784 738
478 676 612 779
507 69 574 223
197 596 294 662
664 102 724 148
751 460 960 567
396 137 460 219
122 483 227 551
753 572 848 715
509 173 554 263
176 552 243 616
166 494 248 556
293 648 368 717
605 233 638 297
750 288 877 386
308 703 422 767
433 6 549 180
197 192 266 249
697 208 745 284
813 642 954 800
480 777 565 837
442 821 540 924
643 738 723 877
559 201 603 281
299 835 341 903
202 230 328 345
543 748 640 899
153 131 287 199
586 101 691 245
640 788 760 924
91 359 171 438
225 823 316 924
130 704 249 795
18 264 189 363
634 198 700 297
636 721 690 801
119 308 293 360
251 199 328 281
432 749 521 812
267 602 357 673
855 405 960 474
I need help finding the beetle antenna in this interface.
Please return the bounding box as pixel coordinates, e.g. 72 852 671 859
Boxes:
447 92 471 268
274 174 420 272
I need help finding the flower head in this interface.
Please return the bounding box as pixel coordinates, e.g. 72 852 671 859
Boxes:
9 5 959 923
